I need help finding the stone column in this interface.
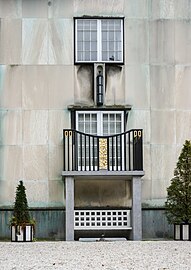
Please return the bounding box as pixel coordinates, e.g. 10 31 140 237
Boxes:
65 176 74 241
132 176 142 240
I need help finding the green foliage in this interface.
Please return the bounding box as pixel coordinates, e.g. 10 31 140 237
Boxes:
165 140 191 224
10 180 34 226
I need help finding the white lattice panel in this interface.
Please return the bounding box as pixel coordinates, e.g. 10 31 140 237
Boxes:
74 210 132 230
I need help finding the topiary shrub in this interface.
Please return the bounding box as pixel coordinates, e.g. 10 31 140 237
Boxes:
165 140 191 224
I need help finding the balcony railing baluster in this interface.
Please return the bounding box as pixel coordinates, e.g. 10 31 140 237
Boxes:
63 129 143 172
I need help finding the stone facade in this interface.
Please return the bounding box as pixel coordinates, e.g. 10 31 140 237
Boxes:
0 1 191 238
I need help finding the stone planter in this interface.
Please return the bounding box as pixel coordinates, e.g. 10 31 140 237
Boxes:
174 223 191 241
11 225 34 242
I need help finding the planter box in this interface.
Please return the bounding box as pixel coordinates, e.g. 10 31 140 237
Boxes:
174 223 191 241
11 225 34 242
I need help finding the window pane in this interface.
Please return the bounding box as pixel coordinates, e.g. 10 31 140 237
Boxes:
102 31 107 41
77 52 83 61
85 31 90 40
91 31 97 41
77 42 83 51
109 31 114 40
102 41 107 50
91 42 97 51
78 31 83 41
91 52 97 61
85 42 90 50
109 42 114 51
76 19 123 63
85 52 90 61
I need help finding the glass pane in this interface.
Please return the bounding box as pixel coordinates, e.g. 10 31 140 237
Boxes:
116 122 121 133
115 20 121 30
116 31 121 41
91 20 97 30
78 122 84 132
77 52 83 61
102 52 108 61
85 114 90 121
85 31 90 40
102 41 107 50
91 42 97 51
116 114 121 121
103 114 108 121
91 52 97 61
109 21 114 30
78 31 83 41
77 20 83 30
91 31 97 41
84 20 90 30
110 114 115 121
77 42 83 51
102 20 107 30
102 31 107 41
116 52 122 61
109 32 114 40
109 42 114 50
85 52 90 61
85 42 90 50
92 114 97 121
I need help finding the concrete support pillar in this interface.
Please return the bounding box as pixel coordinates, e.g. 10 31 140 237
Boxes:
65 177 74 241
132 176 142 240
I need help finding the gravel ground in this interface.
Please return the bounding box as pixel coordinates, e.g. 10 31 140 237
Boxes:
0 241 191 270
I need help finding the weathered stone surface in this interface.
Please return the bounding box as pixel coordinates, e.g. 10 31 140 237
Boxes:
105 65 125 105
125 65 150 109
127 109 150 144
175 66 191 109
75 180 131 207
0 145 23 181
49 0 74 18
22 66 49 109
0 0 21 18
24 180 49 206
22 19 48 64
124 0 148 18
149 20 174 64
0 65 22 109
22 0 48 18
175 20 191 64
74 0 125 16
74 65 94 105
49 19 73 65
0 110 22 146
150 65 175 109
125 20 149 64
23 145 48 180
151 145 176 181
49 110 70 145
48 66 74 108
151 110 175 145
23 110 48 145
0 19 21 64
48 180 64 205
176 111 191 146
174 0 191 18
48 145 63 180
150 0 174 19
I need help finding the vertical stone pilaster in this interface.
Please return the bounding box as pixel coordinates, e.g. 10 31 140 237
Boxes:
65 176 74 241
132 176 142 240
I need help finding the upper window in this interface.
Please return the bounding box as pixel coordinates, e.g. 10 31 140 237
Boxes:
75 18 124 64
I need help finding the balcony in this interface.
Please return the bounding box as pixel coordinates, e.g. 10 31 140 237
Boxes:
63 129 143 172
62 129 144 241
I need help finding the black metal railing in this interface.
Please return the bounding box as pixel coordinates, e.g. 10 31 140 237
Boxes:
63 129 143 172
